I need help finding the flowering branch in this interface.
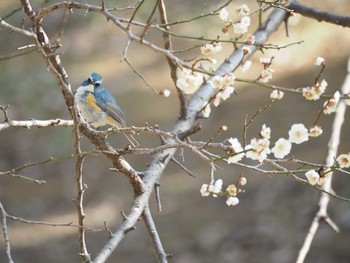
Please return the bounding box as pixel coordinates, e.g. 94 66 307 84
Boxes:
296 57 350 263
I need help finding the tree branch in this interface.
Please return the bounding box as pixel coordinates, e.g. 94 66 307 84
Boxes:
0 118 73 131
0 202 14 263
142 206 170 263
296 57 350 263
157 0 187 119
288 1 350 27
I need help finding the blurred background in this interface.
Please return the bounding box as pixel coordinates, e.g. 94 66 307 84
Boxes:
0 0 350 262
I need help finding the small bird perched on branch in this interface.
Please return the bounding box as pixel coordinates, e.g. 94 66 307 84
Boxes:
75 72 139 147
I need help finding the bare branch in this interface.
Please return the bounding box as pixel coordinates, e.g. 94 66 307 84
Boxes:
288 1 350 27
0 17 35 38
75 154 91 262
0 202 14 263
157 0 187 118
296 57 350 263
0 118 73 131
142 206 169 263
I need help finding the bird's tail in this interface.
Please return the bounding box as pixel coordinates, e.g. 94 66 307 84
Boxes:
123 132 139 147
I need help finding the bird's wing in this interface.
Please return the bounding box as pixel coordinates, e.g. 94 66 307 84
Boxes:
94 88 127 127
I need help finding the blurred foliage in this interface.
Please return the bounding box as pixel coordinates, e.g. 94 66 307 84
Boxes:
0 1 350 262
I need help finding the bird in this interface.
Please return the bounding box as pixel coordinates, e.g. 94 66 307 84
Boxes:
75 72 139 147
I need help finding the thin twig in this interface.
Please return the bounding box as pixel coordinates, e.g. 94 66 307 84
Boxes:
0 202 14 263
171 157 196 177
142 206 169 263
157 0 187 117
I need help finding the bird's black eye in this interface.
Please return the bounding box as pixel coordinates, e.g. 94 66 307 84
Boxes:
95 83 101 87
87 78 92 84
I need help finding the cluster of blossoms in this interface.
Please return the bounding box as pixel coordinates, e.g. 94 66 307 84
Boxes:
201 73 236 118
219 4 251 35
226 123 322 164
200 42 222 56
212 73 236 106
200 177 247 207
305 169 329 186
304 153 350 185
259 57 275 83
176 68 203 95
302 79 327 100
270 89 284 100
323 91 340 114
302 57 343 114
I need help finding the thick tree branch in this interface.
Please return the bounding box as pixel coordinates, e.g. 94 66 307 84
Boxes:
184 2 294 128
288 1 350 27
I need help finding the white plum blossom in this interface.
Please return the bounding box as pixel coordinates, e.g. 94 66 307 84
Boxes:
260 68 275 83
270 89 284 100
233 22 248 34
160 89 171 97
260 57 271 65
271 138 292 159
245 138 270 163
288 123 309 144
237 4 250 16
227 138 244 163
202 102 211 118
226 184 237 196
220 86 235 100
240 16 251 27
305 170 320 185
241 60 252 72
212 75 226 88
302 80 327 100
200 183 213 196
239 177 247 186
200 179 223 197
176 69 203 94
226 196 239 206
336 153 350 168
219 7 229 21
302 86 318 100
223 73 236 86
315 56 325 66
201 42 222 56
211 73 236 106
212 73 235 89
212 179 223 197
323 91 340 114
309 125 323 137
260 124 271 139
318 79 328 94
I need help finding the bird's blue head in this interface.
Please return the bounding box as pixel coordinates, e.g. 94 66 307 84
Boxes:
81 72 103 87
